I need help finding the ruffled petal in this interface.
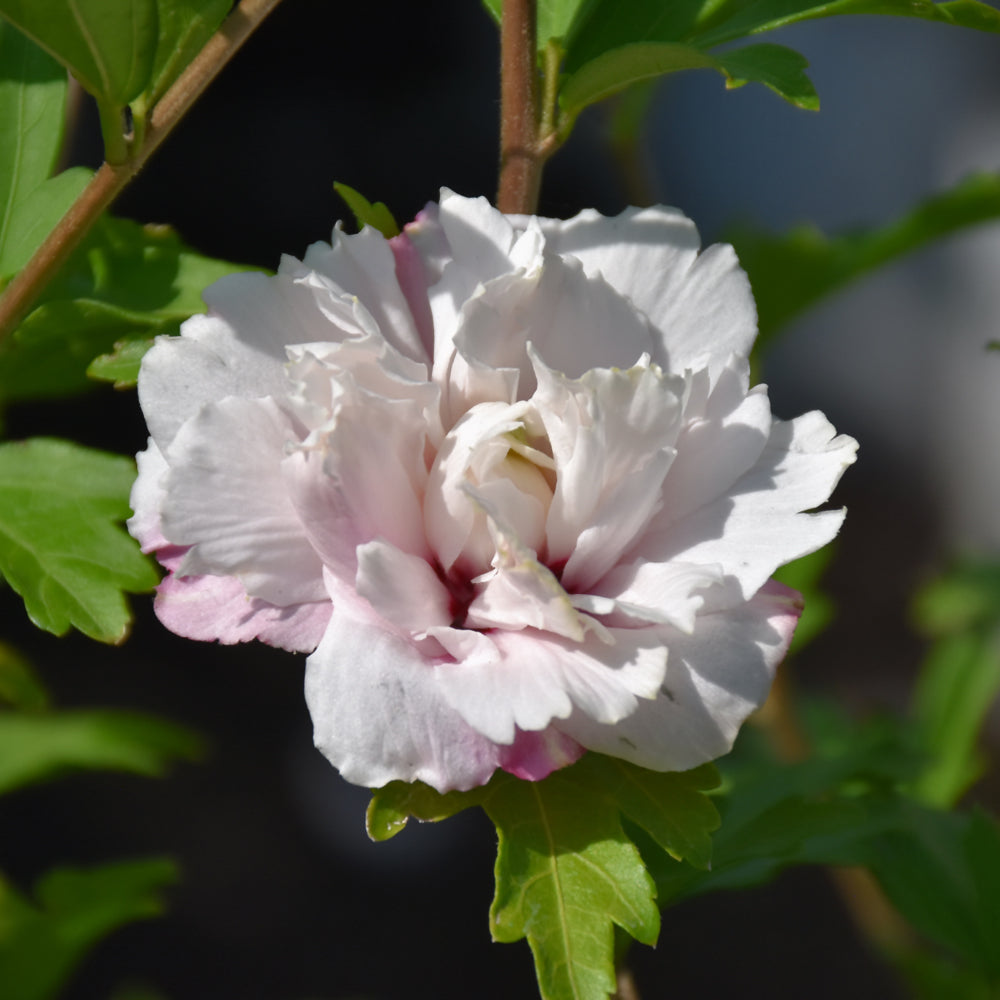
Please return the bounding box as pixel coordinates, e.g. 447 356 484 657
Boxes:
498 727 584 781
128 439 169 552
533 355 686 592
434 625 669 745
555 581 802 771
304 585 501 792
535 204 756 380
155 572 330 652
161 396 325 605
640 410 858 600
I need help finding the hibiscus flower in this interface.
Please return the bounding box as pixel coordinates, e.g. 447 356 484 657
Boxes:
129 190 857 792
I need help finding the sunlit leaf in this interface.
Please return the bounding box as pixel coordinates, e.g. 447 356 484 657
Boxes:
732 172 1000 345
86 335 155 389
0 858 176 1000
0 21 91 280
484 767 660 1000
0 0 157 105
334 182 400 239
0 215 255 401
366 779 486 841
0 709 201 795
0 438 158 642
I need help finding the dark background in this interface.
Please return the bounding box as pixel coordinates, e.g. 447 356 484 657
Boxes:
4 0 1000 996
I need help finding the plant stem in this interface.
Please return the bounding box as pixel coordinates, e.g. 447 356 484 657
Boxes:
497 0 540 214
0 0 284 344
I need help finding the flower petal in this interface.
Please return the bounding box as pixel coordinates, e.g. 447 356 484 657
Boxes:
434 626 668 745
556 581 802 771
536 204 756 380
155 572 330 652
498 728 584 781
640 410 858 600
304 587 501 792
161 396 325 605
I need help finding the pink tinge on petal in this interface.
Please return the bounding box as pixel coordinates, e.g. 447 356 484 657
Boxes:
755 578 804 656
155 571 331 653
499 728 584 781
389 231 435 360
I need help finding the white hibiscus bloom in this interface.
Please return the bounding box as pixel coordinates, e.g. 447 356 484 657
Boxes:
129 190 857 793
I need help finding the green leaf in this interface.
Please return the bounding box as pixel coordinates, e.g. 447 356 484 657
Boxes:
560 40 817 120
909 561 1000 807
0 21 91 280
0 709 201 795
0 642 48 711
0 1 158 107
732 172 1000 345
86 335 154 389
333 182 400 239
366 779 487 841
0 438 159 642
566 0 1000 73
0 858 176 1000
0 215 255 402
484 767 660 1000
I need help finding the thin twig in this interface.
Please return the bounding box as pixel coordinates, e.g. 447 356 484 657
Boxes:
0 0 284 343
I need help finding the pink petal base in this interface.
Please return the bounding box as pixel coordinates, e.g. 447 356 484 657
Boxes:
498 727 584 781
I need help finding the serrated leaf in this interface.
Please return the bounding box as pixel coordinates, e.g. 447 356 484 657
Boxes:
333 182 400 239
576 755 720 869
0 708 201 795
0 858 176 1000
86 335 154 388
732 172 1000 345
560 40 817 119
0 438 159 642
0 22 92 280
0 0 158 108
366 779 487 841
0 641 48 710
484 767 660 1000
0 215 254 402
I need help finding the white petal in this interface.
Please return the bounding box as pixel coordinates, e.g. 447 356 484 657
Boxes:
556 582 802 771
302 225 429 363
587 560 725 632
434 626 668 745
640 410 858 599
304 588 501 792
354 540 452 634
128 439 168 552
533 356 685 591
454 253 654 403
161 396 325 605
538 205 756 380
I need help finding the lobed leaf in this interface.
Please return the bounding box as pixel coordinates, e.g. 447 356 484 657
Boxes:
0 21 91 281
0 858 177 1000
0 708 201 795
732 172 1000 345
484 768 660 1000
366 779 487 841
0 438 159 642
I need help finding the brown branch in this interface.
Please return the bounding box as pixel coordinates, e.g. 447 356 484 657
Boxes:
497 0 541 214
0 0 284 344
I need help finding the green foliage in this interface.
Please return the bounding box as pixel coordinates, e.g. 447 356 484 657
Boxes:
0 858 177 1000
559 41 818 120
0 438 159 642
370 757 719 1000
0 642 48 711
0 22 91 282
333 183 401 239
772 547 835 653
0 216 254 401
0 710 201 795
732 172 1000 345
87 337 155 389
909 561 1000 807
